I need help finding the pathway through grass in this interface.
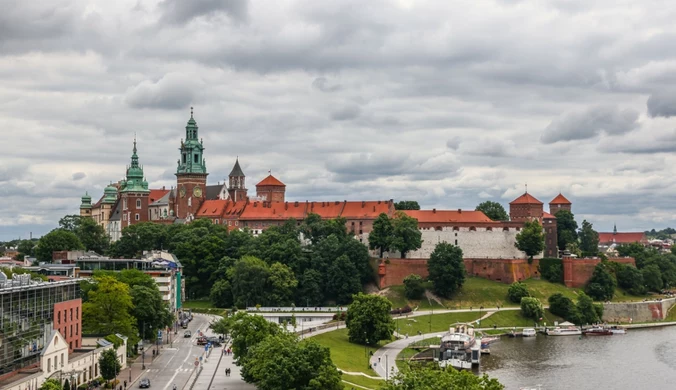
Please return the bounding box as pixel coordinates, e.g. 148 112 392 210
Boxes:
313 328 382 375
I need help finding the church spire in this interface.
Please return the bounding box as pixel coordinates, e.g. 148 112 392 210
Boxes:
613 223 617 235
177 108 207 175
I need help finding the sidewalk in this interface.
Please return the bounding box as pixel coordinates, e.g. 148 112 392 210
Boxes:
115 352 151 390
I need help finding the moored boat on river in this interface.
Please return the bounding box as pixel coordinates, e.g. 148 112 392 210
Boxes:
609 325 627 334
583 326 613 336
546 326 581 336
437 323 480 370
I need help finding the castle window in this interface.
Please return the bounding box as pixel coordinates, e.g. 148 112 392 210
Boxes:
123 198 127 210
135 213 140 221
486 227 493 231
215 219 219 225
182 153 186 163
455 233 458 237
359 230 363 234
123 214 127 221
455 240 458 245
503 227 509 232
136 199 141 209
435 226 442 231
194 154 199 163
453 226 459 231
228 221 232 226
235 221 239 226
469 226 476 231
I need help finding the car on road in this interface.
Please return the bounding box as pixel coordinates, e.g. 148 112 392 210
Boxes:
184 330 192 338
139 378 151 388
206 337 221 347
196 336 208 345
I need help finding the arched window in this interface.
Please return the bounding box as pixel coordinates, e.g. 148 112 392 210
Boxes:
486 227 492 231
435 226 442 231
453 226 459 231
503 227 509 232
469 226 476 231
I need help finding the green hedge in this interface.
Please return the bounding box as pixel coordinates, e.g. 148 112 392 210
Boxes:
539 258 563 283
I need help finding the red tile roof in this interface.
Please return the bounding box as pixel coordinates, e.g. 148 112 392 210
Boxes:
403 210 494 224
149 189 170 203
542 212 556 219
341 201 391 219
256 175 286 187
307 201 345 218
240 201 307 220
598 232 647 244
197 200 228 217
510 193 543 205
223 200 248 217
549 193 571 205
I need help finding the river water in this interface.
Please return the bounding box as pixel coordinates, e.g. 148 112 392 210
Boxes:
479 326 676 390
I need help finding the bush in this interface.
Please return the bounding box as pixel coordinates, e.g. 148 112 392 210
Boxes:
507 282 530 303
403 274 425 300
585 262 616 301
548 293 575 319
520 297 544 320
539 258 563 283
616 264 645 295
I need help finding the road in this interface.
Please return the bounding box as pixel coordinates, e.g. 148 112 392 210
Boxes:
131 313 220 390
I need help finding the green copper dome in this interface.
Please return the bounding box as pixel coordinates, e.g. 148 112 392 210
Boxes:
80 192 92 209
120 139 150 193
176 108 208 175
102 184 118 204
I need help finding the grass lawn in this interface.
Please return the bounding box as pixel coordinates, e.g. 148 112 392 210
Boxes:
394 311 482 335
395 346 419 374
665 305 676 321
386 285 445 310
312 328 382 375
341 373 384 390
182 300 218 309
479 309 564 328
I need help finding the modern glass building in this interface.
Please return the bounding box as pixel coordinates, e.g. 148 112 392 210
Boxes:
0 272 81 378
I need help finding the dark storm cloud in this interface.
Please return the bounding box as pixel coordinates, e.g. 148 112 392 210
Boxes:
647 91 676 118
158 0 248 25
541 105 640 144
71 172 86 181
600 130 676 154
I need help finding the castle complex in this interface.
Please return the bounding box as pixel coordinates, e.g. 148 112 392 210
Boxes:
80 110 570 259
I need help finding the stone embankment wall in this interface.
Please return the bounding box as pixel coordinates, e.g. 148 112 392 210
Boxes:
603 298 676 322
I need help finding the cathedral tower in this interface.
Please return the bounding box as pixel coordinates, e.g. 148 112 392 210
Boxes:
228 158 248 201
119 138 150 229
176 108 208 220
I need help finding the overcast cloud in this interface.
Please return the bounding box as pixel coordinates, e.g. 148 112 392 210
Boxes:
3 0 676 240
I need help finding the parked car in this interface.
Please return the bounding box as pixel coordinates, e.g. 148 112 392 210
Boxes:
139 378 151 388
206 336 221 347
184 330 192 338
196 337 207 345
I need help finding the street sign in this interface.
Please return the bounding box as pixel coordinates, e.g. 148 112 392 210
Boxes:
194 361 199 367
158 330 162 338
205 345 209 352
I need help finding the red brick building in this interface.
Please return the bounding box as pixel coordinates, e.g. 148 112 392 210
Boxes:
53 299 83 352
256 175 286 202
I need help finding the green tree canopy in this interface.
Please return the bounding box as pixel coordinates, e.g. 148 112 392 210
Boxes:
616 264 645 295
579 220 599 257
575 292 600 325
74 216 110 254
130 285 173 340
369 213 393 257
520 297 544 320
382 365 504 390
326 255 362 304
229 256 271 308
427 242 466 298
99 348 121 384
394 201 421 210
210 279 233 308
507 282 530 303
267 262 298 306
514 220 545 262
642 264 663 292
35 229 84 262
38 379 62 390
554 210 578 252
403 274 425 300
82 275 135 337
16 239 36 260
390 211 423 258
548 293 578 322
475 201 509 221
584 262 616 301
346 293 395 345
244 333 342 390
229 312 282 369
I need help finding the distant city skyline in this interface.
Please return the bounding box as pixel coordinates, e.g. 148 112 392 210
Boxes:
2 0 676 240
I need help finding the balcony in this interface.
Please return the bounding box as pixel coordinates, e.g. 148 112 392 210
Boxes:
153 277 172 284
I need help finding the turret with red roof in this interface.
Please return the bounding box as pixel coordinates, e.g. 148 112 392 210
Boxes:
549 193 572 215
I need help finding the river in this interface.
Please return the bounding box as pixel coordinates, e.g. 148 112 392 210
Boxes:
479 326 676 390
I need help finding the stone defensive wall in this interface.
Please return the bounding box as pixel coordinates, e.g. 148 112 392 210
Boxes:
562 256 635 288
375 256 636 289
603 298 676 323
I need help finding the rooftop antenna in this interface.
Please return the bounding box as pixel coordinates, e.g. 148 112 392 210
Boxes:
525 183 528 193
190 106 194 118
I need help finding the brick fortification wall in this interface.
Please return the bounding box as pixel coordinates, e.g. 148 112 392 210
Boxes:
562 257 636 288
377 256 636 289
602 298 676 322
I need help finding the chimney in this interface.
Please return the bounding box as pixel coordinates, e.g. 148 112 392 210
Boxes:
433 208 436 213
378 200 381 204
362 201 365 208
295 201 299 207
373 206 376 212
285 202 288 210
162 186 165 190
458 209 462 213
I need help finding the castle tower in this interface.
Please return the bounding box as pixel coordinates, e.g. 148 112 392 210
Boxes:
175 108 208 220
228 158 248 201
256 173 286 202
79 193 92 217
549 193 572 215
119 138 150 229
509 192 543 221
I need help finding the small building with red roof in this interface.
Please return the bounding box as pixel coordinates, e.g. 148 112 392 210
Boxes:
549 193 572 214
256 174 286 202
509 192 544 222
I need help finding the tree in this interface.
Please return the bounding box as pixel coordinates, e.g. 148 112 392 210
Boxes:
403 274 425 300
38 379 62 390
130 285 172 340
210 316 233 338
82 276 135 337
229 312 282 368
229 256 270 308
575 292 599 324
267 262 298 306
369 213 393 257
394 201 421 210
99 348 121 386
296 269 323 307
382 366 504 390
59 215 82 231
35 229 84 262
514 220 545 262
390 211 422 258
507 282 530 303
345 293 395 345
642 264 663 292
616 264 645 295
427 242 466 298
554 210 578 252
210 279 233 308
243 333 342 390
520 297 544 320
326 255 362 304
579 220 599 257
475 201 509 222
548 293 577 320
16 239 36 260
585 262 616 301
74 216 110 254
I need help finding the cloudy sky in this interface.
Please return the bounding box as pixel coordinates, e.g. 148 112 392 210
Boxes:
2 0 676 240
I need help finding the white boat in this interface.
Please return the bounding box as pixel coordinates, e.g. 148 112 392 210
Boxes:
608 325 626 334
546 326 581 336
522 328 537 337
437 323 480 369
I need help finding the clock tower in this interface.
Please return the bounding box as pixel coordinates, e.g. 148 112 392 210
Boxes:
175 107 208 220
